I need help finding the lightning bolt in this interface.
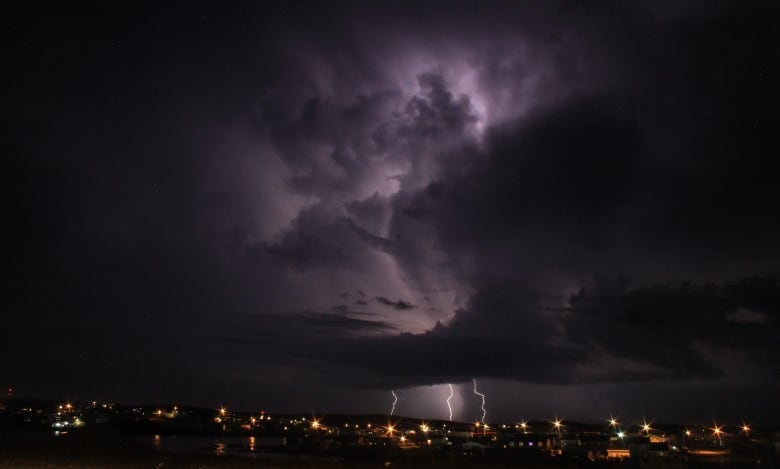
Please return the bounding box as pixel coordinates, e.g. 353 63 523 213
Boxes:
473 378 486 423
390 390 398 416
446 384 454 421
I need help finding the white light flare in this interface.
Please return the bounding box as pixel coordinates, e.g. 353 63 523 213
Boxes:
446 384 454 421
390 390 398 416
472 378 487 424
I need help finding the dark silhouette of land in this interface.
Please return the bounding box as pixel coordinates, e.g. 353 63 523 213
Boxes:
1 397 777 468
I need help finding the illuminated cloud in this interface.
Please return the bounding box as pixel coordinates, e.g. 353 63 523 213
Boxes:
6 1 779 422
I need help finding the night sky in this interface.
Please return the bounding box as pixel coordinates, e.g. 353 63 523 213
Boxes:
6 1 780 424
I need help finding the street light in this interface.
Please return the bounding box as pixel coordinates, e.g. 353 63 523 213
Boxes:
552 419 562 438
712 424 723 445
641 420 652 436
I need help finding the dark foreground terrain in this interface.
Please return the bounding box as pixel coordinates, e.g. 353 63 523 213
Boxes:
1 424 774 469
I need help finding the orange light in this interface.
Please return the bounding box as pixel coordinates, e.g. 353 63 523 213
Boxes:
641 420 652 434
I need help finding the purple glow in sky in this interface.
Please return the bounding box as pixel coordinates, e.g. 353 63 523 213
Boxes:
6 1 779 424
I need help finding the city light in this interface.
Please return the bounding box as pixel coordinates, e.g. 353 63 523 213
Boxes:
641 420 652 435
552 418 562 436
3 394 768 462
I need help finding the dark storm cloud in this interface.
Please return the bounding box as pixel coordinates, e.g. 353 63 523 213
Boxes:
389 96 645 286
375 296 417 310
389 50 778 289
325 275 780 389
6 0 779 418
344 280 588 387
261 68 481 292
265 204 372 270
262 310 397 336
566 275 780 378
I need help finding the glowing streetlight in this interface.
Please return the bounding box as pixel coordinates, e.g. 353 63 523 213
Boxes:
641 420 652 435
741 424 751 434
710 423 724 446
609 416 618 428
552 418 563 437
520 421 528 433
